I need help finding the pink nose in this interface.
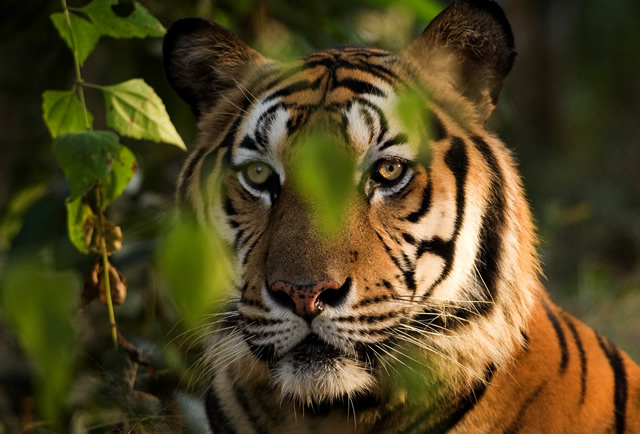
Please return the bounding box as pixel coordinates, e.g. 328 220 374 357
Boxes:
269 280 341 319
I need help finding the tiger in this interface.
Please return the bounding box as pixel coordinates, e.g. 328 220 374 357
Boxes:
163 0 640 432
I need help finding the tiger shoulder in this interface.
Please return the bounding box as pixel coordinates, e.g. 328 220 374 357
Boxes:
163 0 640 432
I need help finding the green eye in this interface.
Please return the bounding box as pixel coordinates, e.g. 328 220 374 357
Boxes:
243 162 272 187
375 159 405 183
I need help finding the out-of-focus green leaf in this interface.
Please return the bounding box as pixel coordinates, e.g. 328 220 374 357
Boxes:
157 221 232 329
0 184 48 251
291 132 355 235
1 262 79 427
104 145 138 207
80 0 165 39
65 197 96 254
50 12 101 66
42 90 93 138
394 90 432 166
52 131 121 201
101 79 186 150
365 0 442 22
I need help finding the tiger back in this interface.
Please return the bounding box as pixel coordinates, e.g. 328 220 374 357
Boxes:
163 0 640 432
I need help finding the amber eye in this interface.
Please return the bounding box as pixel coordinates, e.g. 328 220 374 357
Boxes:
243 162 272 187
374 159 406 183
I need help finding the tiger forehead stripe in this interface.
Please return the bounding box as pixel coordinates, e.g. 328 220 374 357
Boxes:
234 52 404 159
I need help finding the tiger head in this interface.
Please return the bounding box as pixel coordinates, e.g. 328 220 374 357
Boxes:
164 0 539 411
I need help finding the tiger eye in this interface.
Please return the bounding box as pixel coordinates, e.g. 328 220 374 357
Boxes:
245 162 272 186
376 160 405 182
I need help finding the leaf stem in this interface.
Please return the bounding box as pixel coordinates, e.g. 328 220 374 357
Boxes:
61 0 90 130
79 81 104 90
96 185 118 350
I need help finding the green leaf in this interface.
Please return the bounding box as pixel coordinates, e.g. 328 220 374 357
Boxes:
52 131 121 200
0 184 48 251
80 0 165 39
101 79 186 149
42 90 93 138
51 1 165 65
157 221 232 329
2 261 79 427
291 132 356 235
50 12 101 66
65 197 96 254
394 90 433 167
104 145 137 206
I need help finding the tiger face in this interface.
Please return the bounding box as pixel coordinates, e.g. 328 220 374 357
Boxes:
164 0 535 409
163 1 639 432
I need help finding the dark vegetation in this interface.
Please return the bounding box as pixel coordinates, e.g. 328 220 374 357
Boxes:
0 0 638 431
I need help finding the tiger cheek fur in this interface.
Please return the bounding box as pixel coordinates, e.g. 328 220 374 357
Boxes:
165 1 640 433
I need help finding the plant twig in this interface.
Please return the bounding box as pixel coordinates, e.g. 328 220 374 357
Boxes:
60 0 90 130
96 185 118 349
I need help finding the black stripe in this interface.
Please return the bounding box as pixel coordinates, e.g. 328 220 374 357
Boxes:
232 383 267 434
254 102 287 148
504 381 547 434
205 387 236 434
597 335 628 434
521 330 531 352
469 136 506 318
562 314 587 404
374 231 404 272
355 97 389 143
224 196 237 217
418 137 469 297
180 146 208 195
430 114 447 142
433 364 496 432
242 232 263 266
265 79 320 101
405 172 433 223
335 62 396 85
247 340 276 362
401 232 417 245
379 133 408 151
402 364 496 434
542 302 569 373
334 78 385 97
238 135 258 151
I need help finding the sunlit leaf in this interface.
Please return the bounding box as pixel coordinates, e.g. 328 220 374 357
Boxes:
80 0 165 39
157 220 232 329
66 197 96 254
42 90 93 138
50 12 101 66
291 132 355 235
101 79 186 150
104 145 138 207
2 261 79 427
52 131 121 200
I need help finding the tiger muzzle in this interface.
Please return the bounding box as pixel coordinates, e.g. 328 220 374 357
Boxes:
268 278 351 321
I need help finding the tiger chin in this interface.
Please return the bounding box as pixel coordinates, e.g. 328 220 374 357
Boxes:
164 0 640 433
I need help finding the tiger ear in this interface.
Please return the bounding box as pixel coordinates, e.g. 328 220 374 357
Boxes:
405 0 516 122
163 18 267 117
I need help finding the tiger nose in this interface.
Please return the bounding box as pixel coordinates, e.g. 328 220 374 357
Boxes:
268 279 349 320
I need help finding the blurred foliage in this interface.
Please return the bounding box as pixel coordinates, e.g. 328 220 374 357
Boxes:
2 260 80 428
291 131 356 236
0 0 639 431
156 220 232 330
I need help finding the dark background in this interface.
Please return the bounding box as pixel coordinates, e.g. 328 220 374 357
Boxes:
0 0 639 430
